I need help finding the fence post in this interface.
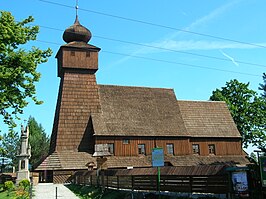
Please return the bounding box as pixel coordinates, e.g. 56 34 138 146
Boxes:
106 174 108 188
117 176 119 190
189 176 193 193
29 177 33 199
55 186 58 199
131 175 134 191
131 175 134 199
101 170 105 191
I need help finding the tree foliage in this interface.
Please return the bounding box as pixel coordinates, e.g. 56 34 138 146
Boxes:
0 11 52 131
28 116 50 168
0 131 20 167
259 73 266 97
0 116 50 170
210 79 266 149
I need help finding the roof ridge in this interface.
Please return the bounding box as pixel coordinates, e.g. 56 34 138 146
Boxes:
177 99 226 104
99 84 174 91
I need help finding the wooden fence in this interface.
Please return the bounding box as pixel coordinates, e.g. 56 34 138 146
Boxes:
73 167 229 194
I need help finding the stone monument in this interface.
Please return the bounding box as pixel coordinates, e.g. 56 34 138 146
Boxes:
16 125 31 183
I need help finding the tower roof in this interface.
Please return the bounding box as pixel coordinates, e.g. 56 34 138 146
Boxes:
63 16 92 43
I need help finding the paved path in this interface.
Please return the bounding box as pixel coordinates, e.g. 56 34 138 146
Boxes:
33 183 79 199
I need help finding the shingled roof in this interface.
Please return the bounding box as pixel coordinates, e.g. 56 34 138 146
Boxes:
177 100 241 138
36 152 248 171
92 85 188 137
36 151 95 171
90 85 240 138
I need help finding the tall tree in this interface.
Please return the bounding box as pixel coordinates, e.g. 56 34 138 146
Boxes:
0 131 20 168
259 73 266 97
210 79 266 150
0 11 52 131
28 116 50 169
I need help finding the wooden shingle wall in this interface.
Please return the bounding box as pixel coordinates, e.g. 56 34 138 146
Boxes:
53 72 100 152
50 45 100 153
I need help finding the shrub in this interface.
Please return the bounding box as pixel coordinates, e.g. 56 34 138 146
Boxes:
18 179 30 191
4 180 14 196
15 186 29 199
4 180 14 191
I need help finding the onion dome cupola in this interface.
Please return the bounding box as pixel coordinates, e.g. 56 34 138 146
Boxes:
63 16 92 44
56 14 101 78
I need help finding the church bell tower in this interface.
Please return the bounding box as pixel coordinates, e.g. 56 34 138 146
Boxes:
49 15 101 153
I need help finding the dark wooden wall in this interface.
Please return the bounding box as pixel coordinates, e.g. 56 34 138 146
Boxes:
61 49 98 70
190 138 242 156
95 136 243 156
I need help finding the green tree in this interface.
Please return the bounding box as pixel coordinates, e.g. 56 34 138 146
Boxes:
210 79 266 149
259 73 266 97
0 11 52 131
28 116 50 168
0 131 20 168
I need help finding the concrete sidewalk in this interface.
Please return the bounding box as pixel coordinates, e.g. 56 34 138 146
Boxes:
33 183 79 199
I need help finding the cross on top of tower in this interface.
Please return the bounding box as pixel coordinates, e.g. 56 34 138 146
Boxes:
75 0 79 18
62 0 92 44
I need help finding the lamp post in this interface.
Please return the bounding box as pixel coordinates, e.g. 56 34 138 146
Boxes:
254 150 264 199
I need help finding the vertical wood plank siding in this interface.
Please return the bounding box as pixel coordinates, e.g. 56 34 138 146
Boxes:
190 138 242 156
62 50 98 70
96 137 242 156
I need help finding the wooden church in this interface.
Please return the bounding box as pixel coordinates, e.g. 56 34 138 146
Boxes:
36 16 249 183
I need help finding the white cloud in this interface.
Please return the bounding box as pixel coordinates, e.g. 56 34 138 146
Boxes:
164 0 242 41
110 0 243 67
144 39 261 53
220 50 239 66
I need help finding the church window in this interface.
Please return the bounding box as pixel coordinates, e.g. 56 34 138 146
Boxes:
138 144 146 155
108 143 114 154
208 144 216 155
192 144 200 154
123 139 129 144
166 144 174 155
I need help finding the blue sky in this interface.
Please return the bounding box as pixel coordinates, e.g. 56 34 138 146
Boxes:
1 0 266 143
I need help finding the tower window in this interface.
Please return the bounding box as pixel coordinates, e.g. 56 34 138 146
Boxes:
70 51 75 56
166 144 174 155
208 144 216 155
123 139 129 144
192 144 200 154
138 144 146 155
86 52 91 57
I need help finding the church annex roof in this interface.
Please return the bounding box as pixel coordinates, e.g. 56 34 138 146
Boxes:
177 100 241 138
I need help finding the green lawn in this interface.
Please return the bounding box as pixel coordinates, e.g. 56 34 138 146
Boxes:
66 184 129 199
0 190 16 199
66 184 223 199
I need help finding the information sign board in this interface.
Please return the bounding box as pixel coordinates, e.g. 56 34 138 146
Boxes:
152 148 164 167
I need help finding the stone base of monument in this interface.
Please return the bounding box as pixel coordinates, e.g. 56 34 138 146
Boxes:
16 170 30 184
